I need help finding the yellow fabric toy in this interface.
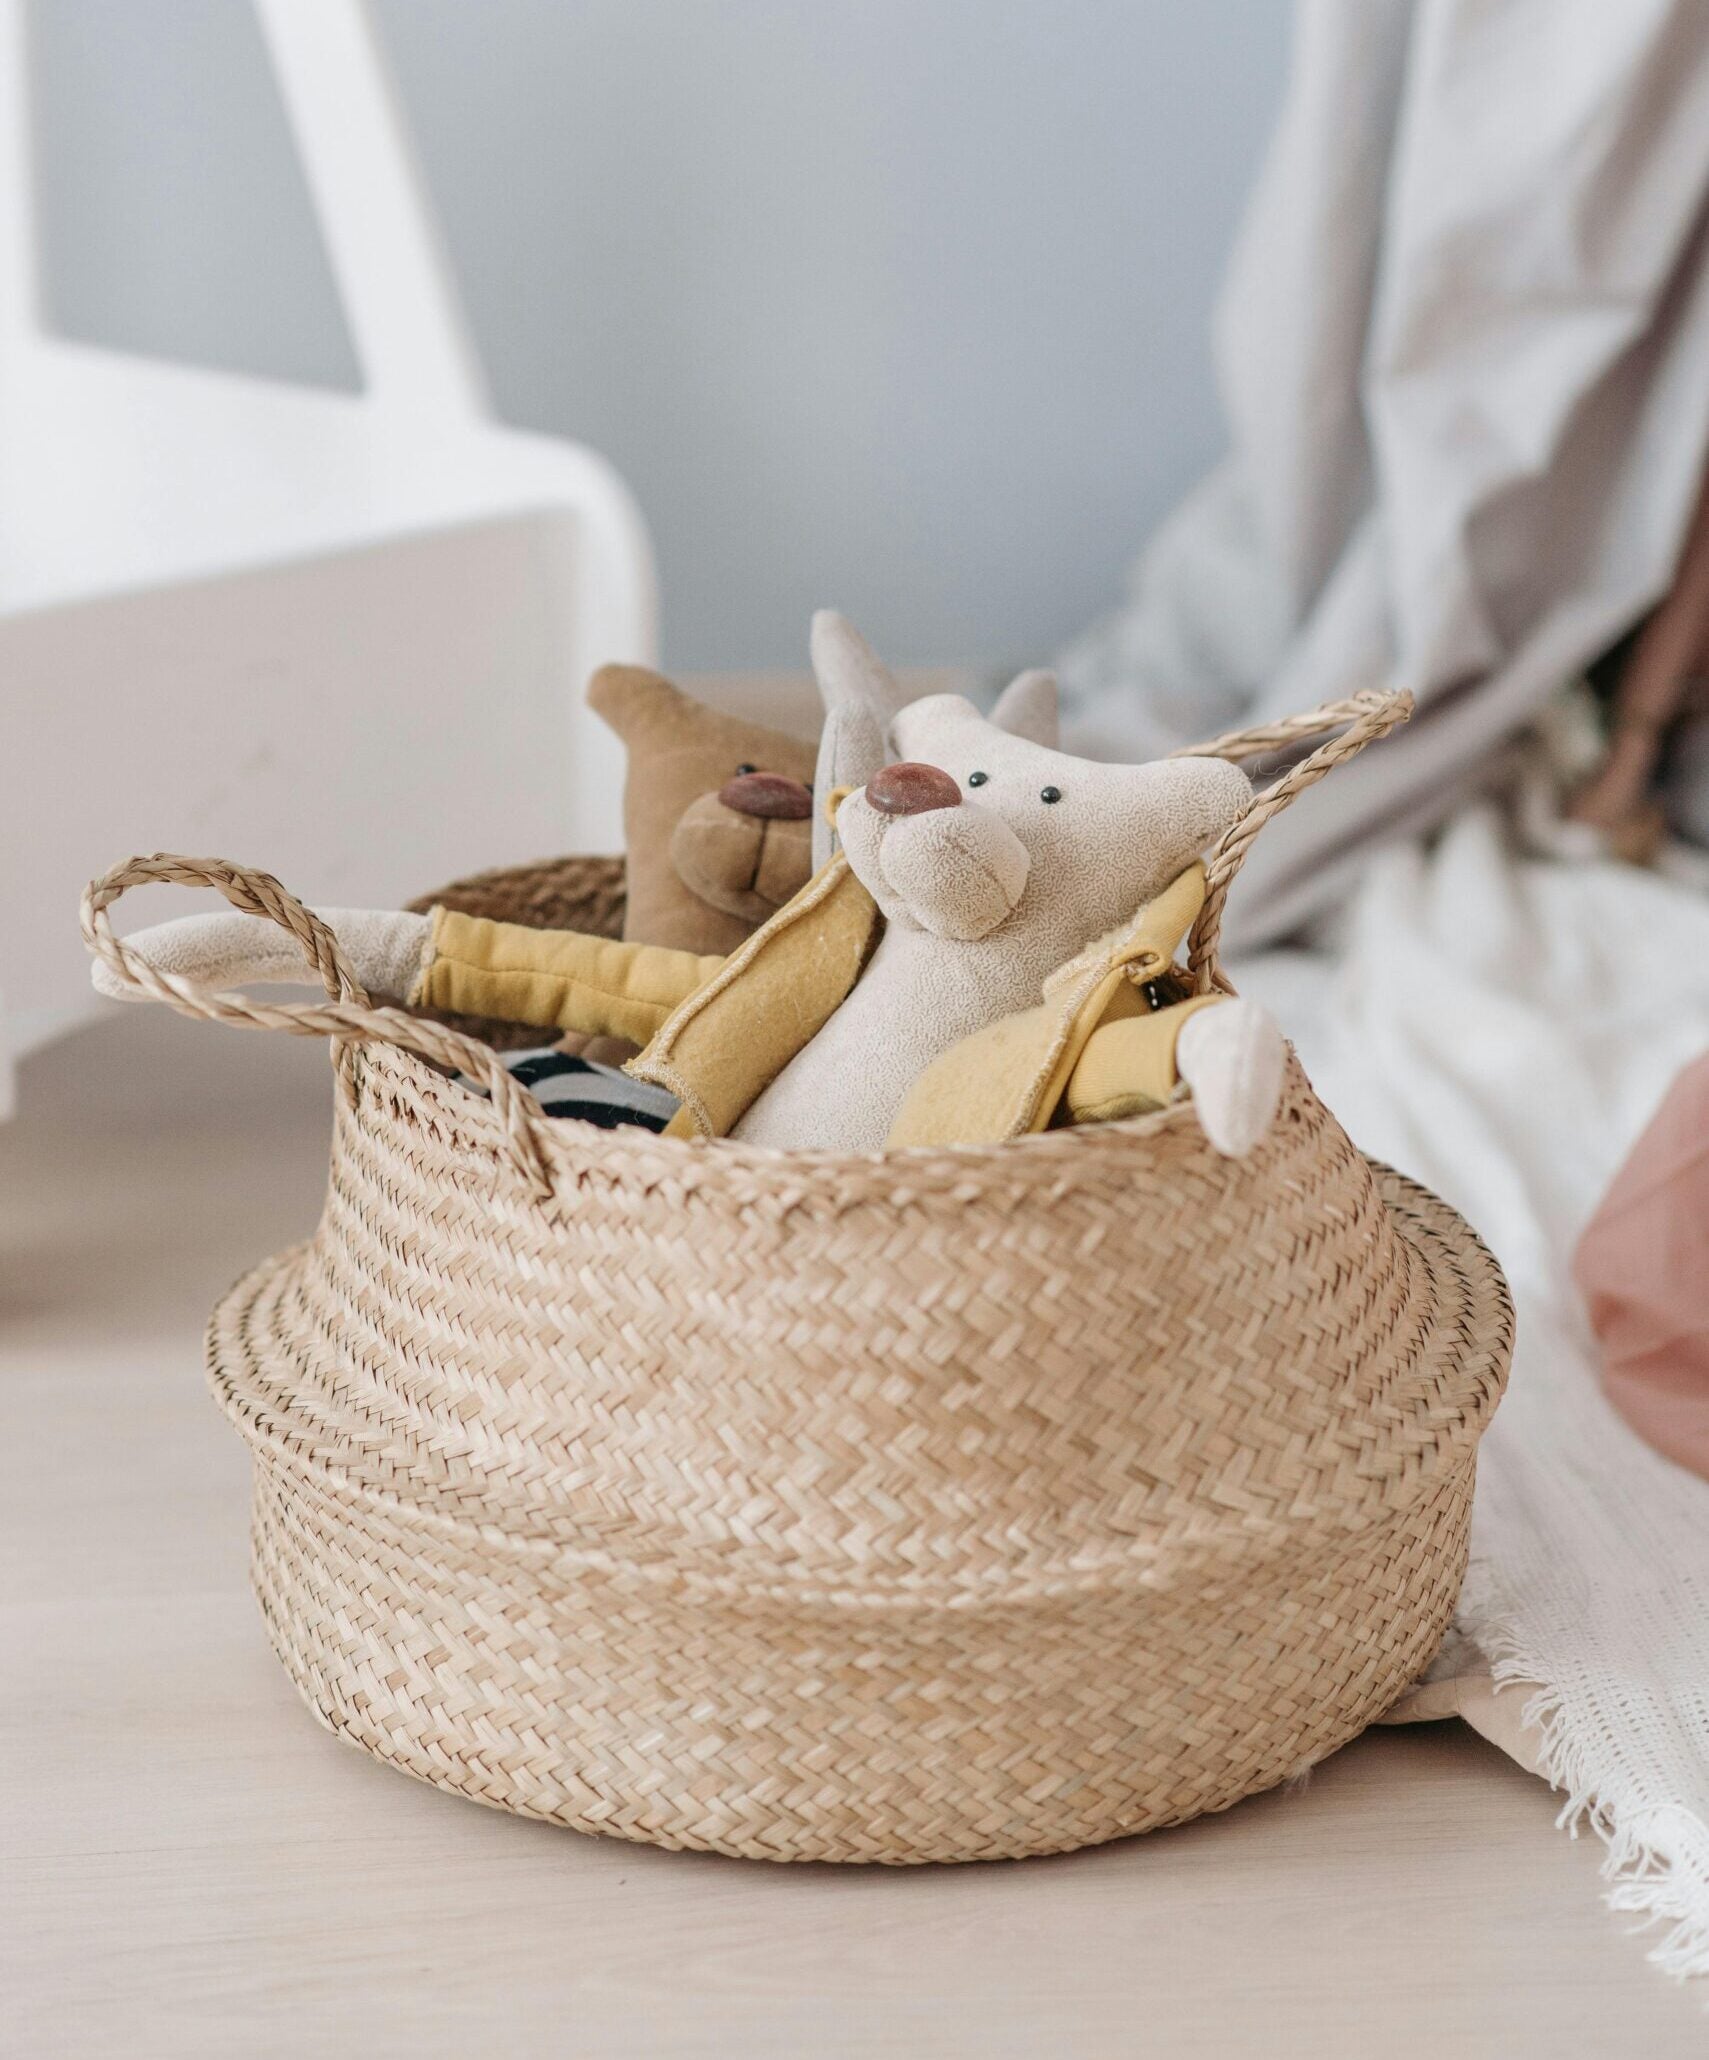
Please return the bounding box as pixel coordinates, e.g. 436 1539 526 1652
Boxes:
885 864 1221 1146
417 857 1222 1149
101 617 1287 1157
409 633 1287 1155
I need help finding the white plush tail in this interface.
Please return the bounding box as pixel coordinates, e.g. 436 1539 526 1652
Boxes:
1176 998 1287 1157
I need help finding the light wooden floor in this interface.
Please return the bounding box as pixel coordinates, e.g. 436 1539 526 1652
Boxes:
3 1007 1702 2059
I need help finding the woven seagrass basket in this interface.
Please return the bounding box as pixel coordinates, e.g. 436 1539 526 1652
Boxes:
82 690 1511 1864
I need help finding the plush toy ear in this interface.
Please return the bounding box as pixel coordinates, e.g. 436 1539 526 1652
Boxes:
810 611 908 869
586 663 707 746
990 668 1059 747
810 611 905 729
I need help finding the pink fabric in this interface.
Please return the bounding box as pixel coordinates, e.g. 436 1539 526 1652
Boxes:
1575 1048 1709 1480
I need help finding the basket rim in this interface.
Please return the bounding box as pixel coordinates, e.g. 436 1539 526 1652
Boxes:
346 1034 1251 1188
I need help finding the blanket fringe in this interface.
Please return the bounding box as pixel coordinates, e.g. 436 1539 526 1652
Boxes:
1460 1568 1709 1983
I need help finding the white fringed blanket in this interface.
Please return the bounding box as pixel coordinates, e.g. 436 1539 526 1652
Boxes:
1238 804 1709 1978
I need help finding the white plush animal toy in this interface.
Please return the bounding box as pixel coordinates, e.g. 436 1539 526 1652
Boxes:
95 614 1288 1158
808 609 1059 868
727 619 1279 1152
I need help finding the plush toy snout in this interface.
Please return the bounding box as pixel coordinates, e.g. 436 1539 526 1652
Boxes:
838 767 1030 942
865 761 962 816
671 779 814 925
720 770 812 821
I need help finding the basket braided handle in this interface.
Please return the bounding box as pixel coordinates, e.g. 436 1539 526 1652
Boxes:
80 853 555 1198
1172 688 1414 990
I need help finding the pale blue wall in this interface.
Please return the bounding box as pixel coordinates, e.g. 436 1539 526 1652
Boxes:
29 0 1286 669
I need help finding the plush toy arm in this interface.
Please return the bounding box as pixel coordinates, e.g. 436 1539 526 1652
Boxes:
1063 994 1217 1127
418 908 725 1047
1064 994 1285 1158
1175 998 1287 1157
91 907 430 1004
94 901 729 1051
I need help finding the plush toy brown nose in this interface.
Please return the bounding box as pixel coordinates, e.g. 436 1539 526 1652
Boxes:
865 761 962 816
718 771 813 820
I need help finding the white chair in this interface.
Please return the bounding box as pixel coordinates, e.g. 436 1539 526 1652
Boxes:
0 0 657 1108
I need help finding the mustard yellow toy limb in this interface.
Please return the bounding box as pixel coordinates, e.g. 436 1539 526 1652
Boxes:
1060 995 1221 1124
885 862 1221 1149
413 907 724 1048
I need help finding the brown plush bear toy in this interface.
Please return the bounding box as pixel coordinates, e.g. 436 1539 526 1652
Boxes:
587 666 817 958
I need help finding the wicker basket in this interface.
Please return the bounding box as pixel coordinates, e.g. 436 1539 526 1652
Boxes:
81 691 1512 1864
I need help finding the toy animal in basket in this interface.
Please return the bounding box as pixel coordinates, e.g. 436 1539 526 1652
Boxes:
419 617 922 1070
582 662 818 958
95 615 1380 1158
559 610 1059 961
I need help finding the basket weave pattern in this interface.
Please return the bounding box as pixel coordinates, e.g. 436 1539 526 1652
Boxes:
203 1013 1506 1862
84 690 1514 1863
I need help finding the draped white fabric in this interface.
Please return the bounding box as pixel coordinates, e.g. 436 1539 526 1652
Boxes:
1062 0 1709 951
1236 805 1709 1976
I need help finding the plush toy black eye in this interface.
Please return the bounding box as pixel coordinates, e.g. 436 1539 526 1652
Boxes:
735 763 756 776
967 770 989 788
1040 785 1062 804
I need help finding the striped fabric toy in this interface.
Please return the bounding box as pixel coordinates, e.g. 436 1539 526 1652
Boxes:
460 1047 681 1133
